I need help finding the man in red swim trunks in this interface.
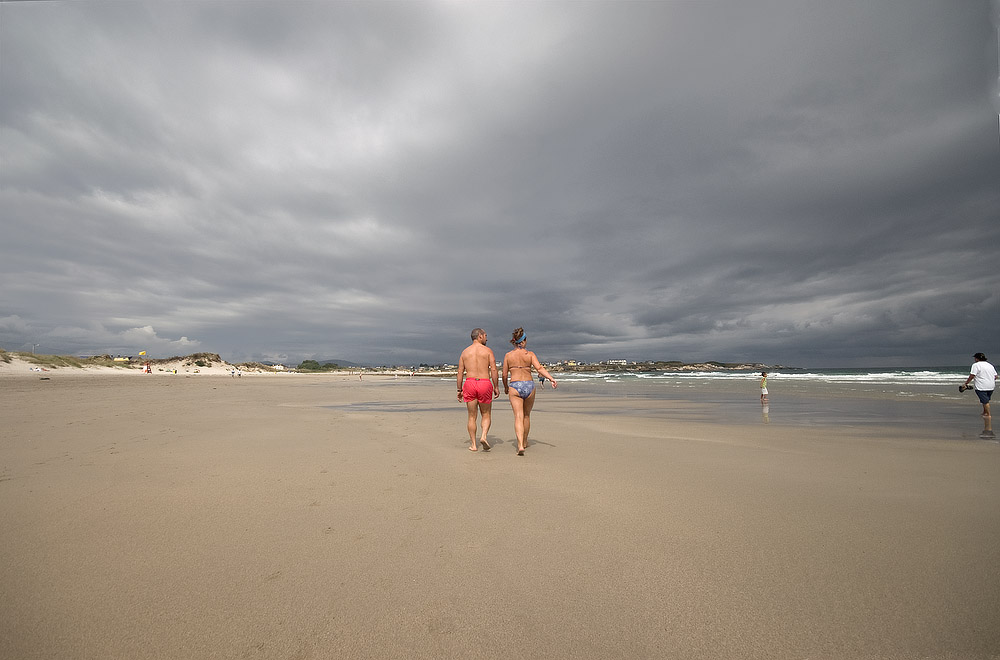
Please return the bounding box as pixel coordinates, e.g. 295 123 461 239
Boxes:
457 327 499 452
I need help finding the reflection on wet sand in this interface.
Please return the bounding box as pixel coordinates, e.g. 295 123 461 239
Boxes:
981 415 996 441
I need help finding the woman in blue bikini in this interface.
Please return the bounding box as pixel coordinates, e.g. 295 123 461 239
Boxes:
502 327 558 455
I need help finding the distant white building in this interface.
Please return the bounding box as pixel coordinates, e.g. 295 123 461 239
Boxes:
607 359 628 365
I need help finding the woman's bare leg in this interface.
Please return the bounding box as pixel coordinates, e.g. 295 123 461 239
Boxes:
509 392 526 453
522 390 536 448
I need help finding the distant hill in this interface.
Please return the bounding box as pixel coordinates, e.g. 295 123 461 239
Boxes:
258 358 365 368
319 358 364 368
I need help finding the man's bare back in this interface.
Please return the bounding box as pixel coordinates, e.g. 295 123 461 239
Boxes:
458 341 495 381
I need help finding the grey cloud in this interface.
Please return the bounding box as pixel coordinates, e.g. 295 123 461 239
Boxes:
1 1 996 366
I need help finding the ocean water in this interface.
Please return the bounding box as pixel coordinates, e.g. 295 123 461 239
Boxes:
538 367 994 442
552 366 970 399
367 366 992 442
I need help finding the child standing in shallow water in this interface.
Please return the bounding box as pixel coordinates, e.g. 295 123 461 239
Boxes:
760 372 769 402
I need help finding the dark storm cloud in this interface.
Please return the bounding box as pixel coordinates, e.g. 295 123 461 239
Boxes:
1 0 997 366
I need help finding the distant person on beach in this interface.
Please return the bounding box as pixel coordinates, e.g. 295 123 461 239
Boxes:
457 328 499 452
963 353 997 418
502 327 557 456
760 371 769 402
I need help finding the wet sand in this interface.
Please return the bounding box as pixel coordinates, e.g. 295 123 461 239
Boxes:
2 374 998 659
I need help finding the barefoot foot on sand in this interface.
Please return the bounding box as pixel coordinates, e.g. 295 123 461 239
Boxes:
468 446 478 451
480 439 491 451
517 449 524 456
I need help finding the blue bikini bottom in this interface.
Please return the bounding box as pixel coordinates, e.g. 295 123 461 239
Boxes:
509 380 535 398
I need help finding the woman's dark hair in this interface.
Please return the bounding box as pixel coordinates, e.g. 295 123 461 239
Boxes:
510 327 525 346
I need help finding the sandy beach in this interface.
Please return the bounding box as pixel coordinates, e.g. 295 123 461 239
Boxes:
2 371 998 659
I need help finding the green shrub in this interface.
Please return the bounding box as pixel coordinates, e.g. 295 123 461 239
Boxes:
296 360 343 372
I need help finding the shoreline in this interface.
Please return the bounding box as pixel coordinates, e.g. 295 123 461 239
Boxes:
3 355 990 440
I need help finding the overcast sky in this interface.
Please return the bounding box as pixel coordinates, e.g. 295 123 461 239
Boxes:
2 1 998 367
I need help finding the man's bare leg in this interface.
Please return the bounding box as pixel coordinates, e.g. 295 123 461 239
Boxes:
467 401 480 450
479 402 492 450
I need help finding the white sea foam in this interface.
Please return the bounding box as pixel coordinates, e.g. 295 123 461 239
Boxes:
548 367 968 387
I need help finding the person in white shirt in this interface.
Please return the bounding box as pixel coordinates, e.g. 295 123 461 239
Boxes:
963 352 998 418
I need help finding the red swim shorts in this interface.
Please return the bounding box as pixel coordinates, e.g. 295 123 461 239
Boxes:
462 378 494 403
